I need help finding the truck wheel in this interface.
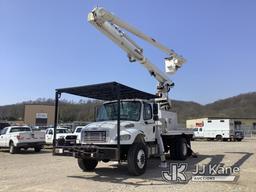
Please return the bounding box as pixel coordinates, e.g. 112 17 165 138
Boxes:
127 142 148 176
170 137 188 160
216 135 223 141
9 142 18 154
102 159 110 163
77 158 98 171
34 147 42 152
236 138 242 142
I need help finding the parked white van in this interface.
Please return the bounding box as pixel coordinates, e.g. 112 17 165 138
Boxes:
193 119 244 141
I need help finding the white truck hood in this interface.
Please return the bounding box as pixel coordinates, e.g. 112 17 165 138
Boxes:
56 133 76 138
84 121 136 131
80 120 142 145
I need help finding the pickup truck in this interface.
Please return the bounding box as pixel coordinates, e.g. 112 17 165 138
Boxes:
45 128 77 146
0 126 45 154
73 126 84 143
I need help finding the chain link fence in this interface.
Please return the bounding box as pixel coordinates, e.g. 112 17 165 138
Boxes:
241 126 256 137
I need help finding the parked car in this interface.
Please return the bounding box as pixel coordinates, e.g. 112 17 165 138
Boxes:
45 127 77 145
0 126 45 154
72 126 84 143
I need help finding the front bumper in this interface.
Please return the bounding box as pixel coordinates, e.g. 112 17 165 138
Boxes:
56 138 76 146
54 144 118 160
16 142 45 148
234 131 244 139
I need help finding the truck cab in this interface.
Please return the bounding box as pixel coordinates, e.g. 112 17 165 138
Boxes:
80 99 156 146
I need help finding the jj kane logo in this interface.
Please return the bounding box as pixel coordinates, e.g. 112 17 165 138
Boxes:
162 163 240 183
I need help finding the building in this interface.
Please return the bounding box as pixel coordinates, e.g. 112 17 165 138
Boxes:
24 105 55 126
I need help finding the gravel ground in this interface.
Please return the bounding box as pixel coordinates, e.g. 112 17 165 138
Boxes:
0 138 255 192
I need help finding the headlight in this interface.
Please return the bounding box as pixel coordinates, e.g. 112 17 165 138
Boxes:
116 134 131 141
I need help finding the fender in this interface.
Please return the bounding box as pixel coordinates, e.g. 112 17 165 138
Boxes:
119 128 145 145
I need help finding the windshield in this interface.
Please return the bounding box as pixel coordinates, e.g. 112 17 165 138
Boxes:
10 127 31 133
56 129 68 134
75 128 82 133
96 101 141 121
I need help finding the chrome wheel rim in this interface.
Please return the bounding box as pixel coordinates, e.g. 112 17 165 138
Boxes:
137 149 145 169
182 142 187 156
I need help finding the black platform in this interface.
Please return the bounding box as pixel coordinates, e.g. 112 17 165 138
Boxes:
56 81 158 100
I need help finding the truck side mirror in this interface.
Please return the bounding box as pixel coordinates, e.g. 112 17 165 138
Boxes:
153 103 158 121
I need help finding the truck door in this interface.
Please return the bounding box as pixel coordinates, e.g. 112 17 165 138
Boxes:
45 129 54 144
142 102 155 142
0 128 8 147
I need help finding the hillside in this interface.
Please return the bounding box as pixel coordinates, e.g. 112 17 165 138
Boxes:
0 92 255 123
203 92 256 119
173 92 256 123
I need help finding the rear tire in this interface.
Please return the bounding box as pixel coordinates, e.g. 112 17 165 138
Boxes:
216 135 223 141
34 147 42 152
127 142 148 176
9 142 18 154
170 137 188 160
77 158 98 171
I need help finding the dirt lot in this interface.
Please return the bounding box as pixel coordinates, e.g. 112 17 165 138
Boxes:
1 139 256 192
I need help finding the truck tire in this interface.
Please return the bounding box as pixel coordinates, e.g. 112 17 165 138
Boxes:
170 140 177 160
77 158 98 172
9 142 18 154
127 142 148 176
170 137 188 160
216 135 223 141
236 138 242 142
34 147 42 152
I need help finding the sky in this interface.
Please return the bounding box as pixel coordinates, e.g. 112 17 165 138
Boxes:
0 0 255 105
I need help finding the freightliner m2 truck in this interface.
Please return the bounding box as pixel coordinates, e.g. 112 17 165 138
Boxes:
53 7 194 176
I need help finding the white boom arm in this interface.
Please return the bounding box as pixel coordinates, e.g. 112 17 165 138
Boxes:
88 7 186 108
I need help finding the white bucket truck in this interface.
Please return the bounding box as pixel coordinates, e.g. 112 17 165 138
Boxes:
53 7 194 176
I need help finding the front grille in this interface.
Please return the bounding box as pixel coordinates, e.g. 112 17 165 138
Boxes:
83 131 106 142
65 135 77 140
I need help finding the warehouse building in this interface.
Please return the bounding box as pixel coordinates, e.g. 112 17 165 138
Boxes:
24 105 55 126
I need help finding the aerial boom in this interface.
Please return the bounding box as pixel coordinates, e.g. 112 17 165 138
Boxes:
88 7 186 108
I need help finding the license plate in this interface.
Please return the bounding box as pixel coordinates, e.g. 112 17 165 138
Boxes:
55 148 63 154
